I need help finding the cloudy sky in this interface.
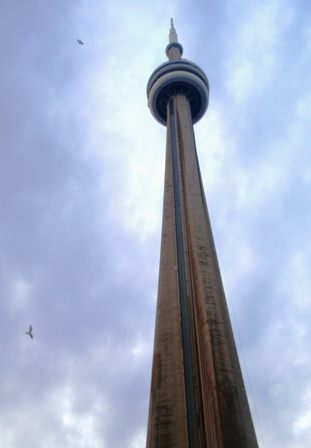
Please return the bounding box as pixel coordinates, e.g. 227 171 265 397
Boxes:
1 0 310 447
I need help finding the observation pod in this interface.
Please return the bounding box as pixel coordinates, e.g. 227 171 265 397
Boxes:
147 59 209 125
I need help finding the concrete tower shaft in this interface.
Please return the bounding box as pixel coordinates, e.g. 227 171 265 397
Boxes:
146 21 258 448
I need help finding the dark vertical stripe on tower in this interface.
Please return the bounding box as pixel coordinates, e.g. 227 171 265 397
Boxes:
168 97 200 448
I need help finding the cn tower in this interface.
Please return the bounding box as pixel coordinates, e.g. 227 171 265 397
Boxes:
146 20 258 448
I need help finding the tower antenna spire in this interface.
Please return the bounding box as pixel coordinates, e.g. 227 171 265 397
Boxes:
166 18 183 60
169 17 178 43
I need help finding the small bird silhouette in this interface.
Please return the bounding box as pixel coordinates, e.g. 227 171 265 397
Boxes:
25 325 33 339
77 39 84 45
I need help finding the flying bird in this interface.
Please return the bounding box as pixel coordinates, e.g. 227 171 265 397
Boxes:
25 325 33 339
77 39 84 45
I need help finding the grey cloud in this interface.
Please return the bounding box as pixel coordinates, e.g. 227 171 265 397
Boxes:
0 0 310 446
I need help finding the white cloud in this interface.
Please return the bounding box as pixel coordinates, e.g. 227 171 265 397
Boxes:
131 337 150 358
56 387 104 448
10 277 33 310
293 389 311 434
130 430 146 448
196 104 231 188
225 0 294 103
279 251 311 311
